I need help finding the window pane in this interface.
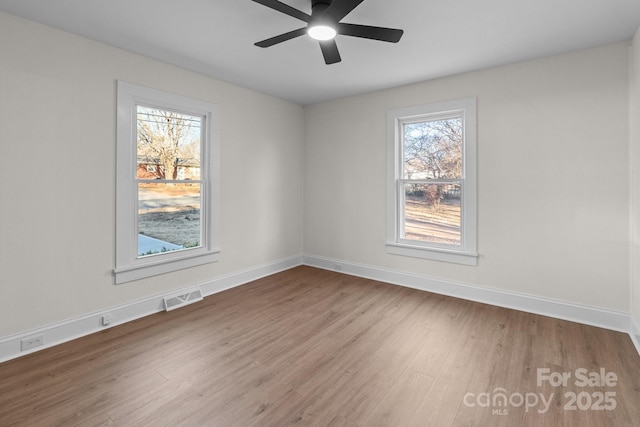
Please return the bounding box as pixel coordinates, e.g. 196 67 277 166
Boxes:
402 183 461 245
403 117 462 179
136 106 201 180
138 182 201 257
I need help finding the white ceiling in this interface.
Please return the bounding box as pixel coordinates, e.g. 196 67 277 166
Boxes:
1 0 639 105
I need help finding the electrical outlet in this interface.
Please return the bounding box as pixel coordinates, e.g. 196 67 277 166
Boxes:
101 313 112 326
21 334 44 351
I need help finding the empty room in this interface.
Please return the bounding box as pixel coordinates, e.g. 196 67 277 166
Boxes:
1 0 640 426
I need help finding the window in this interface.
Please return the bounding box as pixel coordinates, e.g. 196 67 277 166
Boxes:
115 81 220 284
386 98 477 265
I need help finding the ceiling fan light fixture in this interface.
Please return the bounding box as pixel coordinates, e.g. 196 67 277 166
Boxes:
252 0 404 64
307 24 337 41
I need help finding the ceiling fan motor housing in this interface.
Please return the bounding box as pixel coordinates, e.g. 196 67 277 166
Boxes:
311 0 332 25
312 0 332 10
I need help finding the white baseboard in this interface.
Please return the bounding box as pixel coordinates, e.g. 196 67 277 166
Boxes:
3 254 637 363
0 255 302 364
632 317 640 356
303 254 632 334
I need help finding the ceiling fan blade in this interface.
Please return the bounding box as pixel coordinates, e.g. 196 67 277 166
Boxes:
319 40 341 64
337 23 404 43
255 27 307 48
251 0 311 22
322 0 364 22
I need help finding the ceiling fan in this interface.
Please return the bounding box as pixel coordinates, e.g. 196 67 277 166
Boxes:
252 0 404 64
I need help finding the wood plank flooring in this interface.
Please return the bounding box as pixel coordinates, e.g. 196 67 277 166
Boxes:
1 266 639 426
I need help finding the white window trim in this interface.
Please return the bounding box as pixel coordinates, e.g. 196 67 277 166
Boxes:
386 98 477 266
114 81 221 284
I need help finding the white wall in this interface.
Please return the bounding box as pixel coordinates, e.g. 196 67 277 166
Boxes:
631 27 640 343
304 43 630 312
0 12 303 338
1 8 637 351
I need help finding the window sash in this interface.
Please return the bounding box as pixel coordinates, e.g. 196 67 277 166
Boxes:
136 180 205 256
397 179 464 250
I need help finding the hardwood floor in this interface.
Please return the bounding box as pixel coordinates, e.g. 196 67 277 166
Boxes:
1 266 639 426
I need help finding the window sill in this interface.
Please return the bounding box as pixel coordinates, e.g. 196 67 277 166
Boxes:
114 249 220 284
386 242 477 266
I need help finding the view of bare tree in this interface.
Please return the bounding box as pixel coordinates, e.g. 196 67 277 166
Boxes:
137 106 201 180
135 106 203 255
403 118 462 180
401 117 463 244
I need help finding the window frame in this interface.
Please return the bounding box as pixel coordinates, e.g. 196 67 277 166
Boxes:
114 81 221 284
386 98 477 265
